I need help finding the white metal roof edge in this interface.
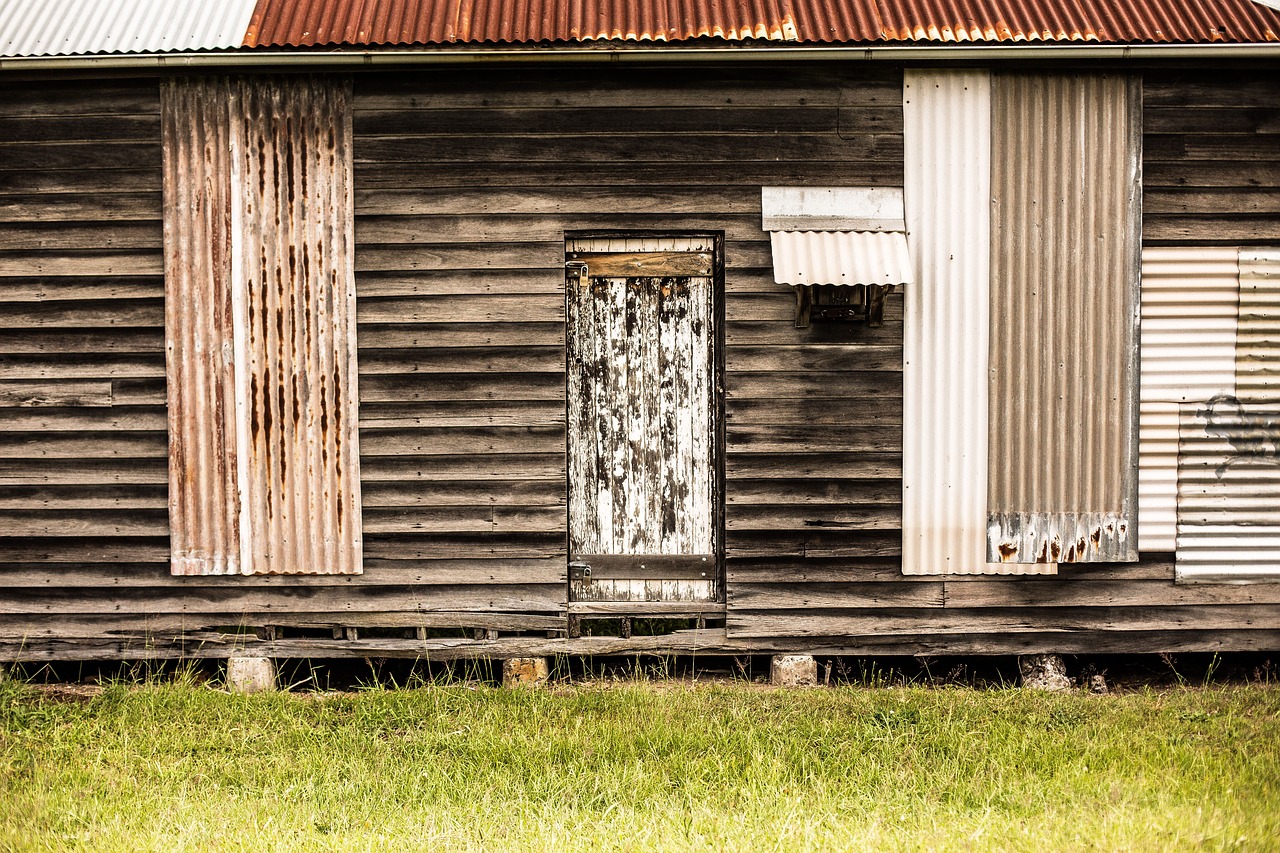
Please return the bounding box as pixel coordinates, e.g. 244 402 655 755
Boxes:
4 42 1280 69
0 0 258 57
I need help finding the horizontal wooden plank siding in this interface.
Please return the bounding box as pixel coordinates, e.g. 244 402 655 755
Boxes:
1 66 1276 658
1144 71 1280 245
0 82 176 636
350 66 901 631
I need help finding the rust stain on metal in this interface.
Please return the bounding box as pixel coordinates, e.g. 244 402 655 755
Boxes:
163 78 242 577
243 0 1280 46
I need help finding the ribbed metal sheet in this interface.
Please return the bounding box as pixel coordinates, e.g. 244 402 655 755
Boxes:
0 0 258 55
163 75 361 576
901 70 1031 575
1237 250 1280 400
1174 249 1280 582
768 231 912 286
163 79 242 577
241 0 1280 46
987 72 1142 564
1138 247 1240 552
235 75 362 576
1176 399 1280 582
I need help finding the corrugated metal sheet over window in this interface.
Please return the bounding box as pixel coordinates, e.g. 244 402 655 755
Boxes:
768 231 912 287
0 0 259 55
764 186 912 287
240 0 1280 46
1237 250 1280 400
902 69 1031 575
1138 248 1240 552
1176 400 1280 582
162 75 362 576
163 79 241 577
987 72 1142 565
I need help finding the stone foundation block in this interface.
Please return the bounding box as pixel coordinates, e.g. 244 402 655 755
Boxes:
1018 654 1071 691
770 654 818 687
502 657 549 687
226 656 277 693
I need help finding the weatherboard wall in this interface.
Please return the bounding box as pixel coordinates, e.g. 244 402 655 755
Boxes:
0 66 1277 659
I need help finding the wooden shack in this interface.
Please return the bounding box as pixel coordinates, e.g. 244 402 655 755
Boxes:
0 0 1278 665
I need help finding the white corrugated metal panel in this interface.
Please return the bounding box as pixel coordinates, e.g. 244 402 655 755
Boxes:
987 72 1141 564
902 69 1028 575
761 187 906 232
1176 400 1280 582
1237 250 1280 401
768 231 912 286
0 0 257 56
1138 247 1240 551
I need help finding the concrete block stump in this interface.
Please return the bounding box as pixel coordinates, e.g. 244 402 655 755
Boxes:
770 654 818 687
1018 654 1071 691
226 657 277 693
502 657 549 687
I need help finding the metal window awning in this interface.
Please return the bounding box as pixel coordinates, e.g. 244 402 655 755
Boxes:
762 187 914 287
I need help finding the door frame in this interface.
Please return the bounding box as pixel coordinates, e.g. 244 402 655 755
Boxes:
562 230 727 607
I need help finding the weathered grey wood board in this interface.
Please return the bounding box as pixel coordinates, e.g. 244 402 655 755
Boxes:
1144 71 1280 245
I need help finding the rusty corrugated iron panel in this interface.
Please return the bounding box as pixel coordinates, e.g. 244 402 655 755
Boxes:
900 69 1053 576
163 75 361 576
0 0 259 56
234 75 363 576
1138 247 1240 552
862 0 1280 43
242 0 1280 46
162 78 243 577
987 72 1142 564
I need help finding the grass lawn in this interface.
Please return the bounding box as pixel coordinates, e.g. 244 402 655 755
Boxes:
1 675 1278 851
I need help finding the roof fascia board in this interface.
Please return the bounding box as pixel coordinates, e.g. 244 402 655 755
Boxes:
3 44 1280 70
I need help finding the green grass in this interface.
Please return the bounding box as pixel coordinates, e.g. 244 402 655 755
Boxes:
1 676 1278 851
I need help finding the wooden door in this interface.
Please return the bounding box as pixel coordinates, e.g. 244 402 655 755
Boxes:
566 236 719 603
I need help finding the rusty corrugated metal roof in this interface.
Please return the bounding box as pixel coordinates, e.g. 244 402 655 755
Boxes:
243 0 1280 45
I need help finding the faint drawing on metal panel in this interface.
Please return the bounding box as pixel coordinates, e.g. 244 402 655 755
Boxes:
1197 394 1280 477
1177 399 1280 582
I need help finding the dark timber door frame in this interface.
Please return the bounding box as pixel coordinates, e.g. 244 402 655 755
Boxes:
565 233 725 605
